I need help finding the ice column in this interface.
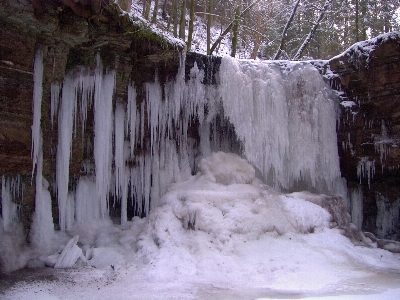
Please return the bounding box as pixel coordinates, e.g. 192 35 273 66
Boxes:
30 136 54 251
349 187 363 230
75 176 98 223
1 176 20 231
56 75 77 231
32 49 43 177
376 193 400 238
94 58 115 218
114 102 129 224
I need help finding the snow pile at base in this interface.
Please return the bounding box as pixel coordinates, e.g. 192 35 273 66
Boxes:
130 152 400 289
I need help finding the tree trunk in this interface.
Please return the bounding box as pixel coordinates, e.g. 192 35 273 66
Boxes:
273 0 301 60
207 0 213 55
167 0 176 31
151 0 159 23
231 0 243 57
187 0 196 52
250 3 262 59
179 0 187 40
355 0 360 42
293 0 331 60
142 0 151 20
209 0 260 55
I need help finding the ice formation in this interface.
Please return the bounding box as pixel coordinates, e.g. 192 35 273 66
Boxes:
349 186 363 230
376 193 400 238
2 52 355 272
357 157 375 188
1 176 22 232
31 48 43 178
31 53 347 235
219 58 342 193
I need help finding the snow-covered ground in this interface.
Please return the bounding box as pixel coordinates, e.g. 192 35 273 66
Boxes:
2 153 400 299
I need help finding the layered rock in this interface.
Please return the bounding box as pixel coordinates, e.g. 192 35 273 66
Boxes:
325 32 400 238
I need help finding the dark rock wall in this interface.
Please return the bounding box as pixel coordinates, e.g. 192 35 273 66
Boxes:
326 33 400 238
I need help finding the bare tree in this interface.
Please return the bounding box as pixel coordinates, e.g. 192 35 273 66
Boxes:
151 0 159 23
207 0 213 54
293 0 331 60
179 0 187 40
209 0 261 55
250 2 264 59
187 0 197 51
273 0 301 60
142 0 151 19
231 0 243 57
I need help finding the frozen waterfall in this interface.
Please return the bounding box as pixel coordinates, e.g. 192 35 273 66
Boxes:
30 54 345 231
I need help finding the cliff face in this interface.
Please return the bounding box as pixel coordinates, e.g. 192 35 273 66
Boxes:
327 33 400 238
1 0 399 240
0 0 183 231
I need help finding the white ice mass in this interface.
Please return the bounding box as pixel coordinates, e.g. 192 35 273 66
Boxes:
1 52 400 299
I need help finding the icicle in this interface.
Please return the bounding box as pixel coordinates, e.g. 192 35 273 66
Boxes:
349 186 363 230
77 73 95 137
127 83 138 157
56 75 76 231
50 82 60 128
93 56 115 218
114 102 126 200
1 176 19 232
32 48 44 178
376 193 400 238
30 133 54 251
145 77 163 155
357 157 375 188
75 176 99 224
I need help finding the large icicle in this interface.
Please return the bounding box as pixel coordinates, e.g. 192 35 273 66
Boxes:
1 176 19 232
94 57 115 218
127 83 138 157
56 75 76 231
114 102 130 224
31 49 44 177
75 176 99 223
30 134 54 252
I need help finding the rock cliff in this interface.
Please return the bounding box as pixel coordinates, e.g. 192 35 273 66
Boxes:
326 33 400 238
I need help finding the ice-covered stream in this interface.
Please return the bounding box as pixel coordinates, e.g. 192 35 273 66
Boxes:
1 53 400 298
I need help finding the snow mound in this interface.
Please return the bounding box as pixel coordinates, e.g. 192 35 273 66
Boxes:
134 152 391 287
198 151 256 185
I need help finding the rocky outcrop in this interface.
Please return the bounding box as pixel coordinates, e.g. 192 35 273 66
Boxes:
325 32 400 239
